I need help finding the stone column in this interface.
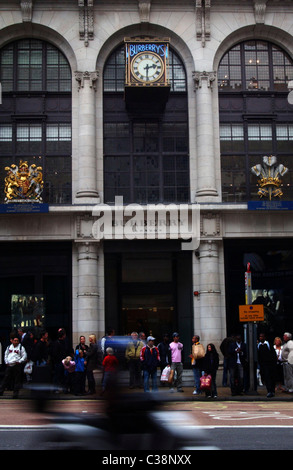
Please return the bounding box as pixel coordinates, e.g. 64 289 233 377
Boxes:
196 239 222 345
75 71 100 202
193 71 218 199
76 241 100 339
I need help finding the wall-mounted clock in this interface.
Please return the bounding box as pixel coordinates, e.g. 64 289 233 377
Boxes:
125 38 170 87
131 52 164 83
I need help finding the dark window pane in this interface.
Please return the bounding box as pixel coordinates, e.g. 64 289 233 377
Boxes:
45 156 72 204
0 39 71 92
104 123 129 153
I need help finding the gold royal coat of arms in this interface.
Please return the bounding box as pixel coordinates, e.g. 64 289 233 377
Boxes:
4 160 43 202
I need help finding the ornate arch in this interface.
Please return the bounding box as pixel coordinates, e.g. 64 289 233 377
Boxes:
96 23 195 90
213 24 293 71
0 23 77 72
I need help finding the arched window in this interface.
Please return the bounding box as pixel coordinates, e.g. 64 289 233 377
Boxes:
218 40 293 202
103 44 189 204
0 39 72 204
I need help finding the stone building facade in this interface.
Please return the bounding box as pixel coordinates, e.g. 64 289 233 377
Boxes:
0 0 293 360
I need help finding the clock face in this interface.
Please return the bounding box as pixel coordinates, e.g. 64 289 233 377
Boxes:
131 52 164 83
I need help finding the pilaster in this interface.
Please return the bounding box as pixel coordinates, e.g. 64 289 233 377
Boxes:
74 71 100 203
193 71 218 200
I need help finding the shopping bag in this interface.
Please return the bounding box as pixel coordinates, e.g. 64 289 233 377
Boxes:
160 365 171 382
168 368 174 384
200 374 211 390
24 360 33 375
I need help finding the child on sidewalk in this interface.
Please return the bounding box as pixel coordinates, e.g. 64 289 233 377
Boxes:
101 347 119 395
74 349 86 395
62 356 76 394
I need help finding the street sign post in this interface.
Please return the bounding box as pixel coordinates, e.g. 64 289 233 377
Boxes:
243 263 258 393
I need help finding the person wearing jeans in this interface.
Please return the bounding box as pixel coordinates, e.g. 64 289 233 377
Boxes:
169 332 184 392
140 336 160 392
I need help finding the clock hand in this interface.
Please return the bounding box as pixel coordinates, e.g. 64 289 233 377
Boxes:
144 63 157 79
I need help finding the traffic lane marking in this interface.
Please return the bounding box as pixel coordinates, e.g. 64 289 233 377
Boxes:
163 402 293 426
203 410 293 421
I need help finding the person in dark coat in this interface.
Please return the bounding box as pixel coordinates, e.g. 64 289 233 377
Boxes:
31 330 52 385
228 334 248 396
84 334 100 394
203 343 219 398
50 328 73 392
140 336 160 392
158 334 171 372
257 332 277 398
220 334 235 386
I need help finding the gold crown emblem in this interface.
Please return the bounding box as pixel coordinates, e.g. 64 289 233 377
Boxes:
4 159 43 202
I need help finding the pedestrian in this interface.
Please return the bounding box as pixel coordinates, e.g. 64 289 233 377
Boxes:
17 327 26 344
169 332 184 392
75 335 89 354
202 343 219 398
74 348 86 395
75 335 89 392
125 332 144 389
32 330 50 366
50 328 73 392
31 330 51 385
281 332 293 393
257 332 277 398
62 356 76 394
0 333 27 398
273 336 284 390
22 330 36 383
22 330 36 362
190 335 205 395
228 334 248 396
158 333 171 376
140 336 160 392
138 332 146 345
102 347 119 395
84 334 100 395
220 334 235 387
101 328 115 358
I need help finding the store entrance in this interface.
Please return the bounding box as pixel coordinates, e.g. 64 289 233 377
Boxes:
104 242 193 358
122 294 175 338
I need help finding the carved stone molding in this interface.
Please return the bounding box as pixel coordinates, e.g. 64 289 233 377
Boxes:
200 212 221 238
193 71 216 90
76 214 96 240
138 0 151 23
78 0 94 46
77 240 99 259
75 70 99 90
195 0 211 47
254 0 269 24
20 0 33 22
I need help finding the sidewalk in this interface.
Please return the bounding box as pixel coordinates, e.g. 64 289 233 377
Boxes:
1 384 292 401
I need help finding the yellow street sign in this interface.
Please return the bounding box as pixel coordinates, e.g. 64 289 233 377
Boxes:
239 304 264 322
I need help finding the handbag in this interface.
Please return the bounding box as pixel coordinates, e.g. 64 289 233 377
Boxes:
160 365 171 382
200 374 212 390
